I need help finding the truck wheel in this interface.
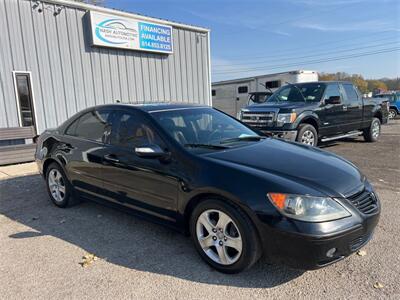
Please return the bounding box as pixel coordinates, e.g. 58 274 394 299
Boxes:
296 124 318 146
389 109 397 119
363 117 381 142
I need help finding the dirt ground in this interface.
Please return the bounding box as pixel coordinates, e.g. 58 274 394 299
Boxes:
0 120 399 299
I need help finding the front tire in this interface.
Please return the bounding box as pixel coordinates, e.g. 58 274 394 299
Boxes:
296 124 318 146
363 117 381 142
45 162 76 208
190 199 261 273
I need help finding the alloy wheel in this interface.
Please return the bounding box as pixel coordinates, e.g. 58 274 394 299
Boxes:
48 169 66 202
196 209 243 265
301 130 315 146
389 110 396 119
372 121 380 138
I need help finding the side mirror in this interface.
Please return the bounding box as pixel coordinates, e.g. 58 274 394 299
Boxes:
135 144 167 159
325 95 341 105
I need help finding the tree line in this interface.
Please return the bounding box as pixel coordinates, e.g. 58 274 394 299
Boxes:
319 72 400 94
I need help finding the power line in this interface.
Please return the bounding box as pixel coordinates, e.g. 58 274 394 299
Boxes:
213 39 400 68
216 29 398 60
214 47 400 74
212 47 400 75
213 34 399 66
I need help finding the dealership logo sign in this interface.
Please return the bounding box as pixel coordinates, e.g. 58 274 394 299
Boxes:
89 11 173 54
95 18 138 45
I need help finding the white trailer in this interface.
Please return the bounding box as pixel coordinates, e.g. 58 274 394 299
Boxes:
212 70 318 117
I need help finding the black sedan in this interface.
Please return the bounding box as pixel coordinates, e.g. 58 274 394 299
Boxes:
35 104 380 273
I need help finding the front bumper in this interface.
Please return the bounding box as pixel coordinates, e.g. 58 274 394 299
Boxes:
256 209 380 270
262 130 298 142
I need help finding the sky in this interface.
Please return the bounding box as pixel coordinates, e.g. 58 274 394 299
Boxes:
105 0 400 82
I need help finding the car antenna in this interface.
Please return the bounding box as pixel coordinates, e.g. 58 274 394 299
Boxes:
285 81 307 102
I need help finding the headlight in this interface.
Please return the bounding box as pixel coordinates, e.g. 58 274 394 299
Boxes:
267 193 351 222
237 111 243 120
276 112 297 126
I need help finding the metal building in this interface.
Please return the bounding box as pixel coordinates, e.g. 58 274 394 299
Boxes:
212 70 318 117
0 0 211 164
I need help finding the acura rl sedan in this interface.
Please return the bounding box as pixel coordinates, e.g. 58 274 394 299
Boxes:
35 103 380 273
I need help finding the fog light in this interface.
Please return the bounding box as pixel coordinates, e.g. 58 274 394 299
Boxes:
326 248 337 258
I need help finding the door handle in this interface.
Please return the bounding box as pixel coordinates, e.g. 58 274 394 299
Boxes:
103 154 120 164
59 143 74 152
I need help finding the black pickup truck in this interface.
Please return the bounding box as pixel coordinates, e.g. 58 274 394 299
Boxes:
239 81 389 146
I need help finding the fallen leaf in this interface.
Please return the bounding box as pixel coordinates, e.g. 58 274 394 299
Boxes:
32 216 39 221
357 250 367 256
79 253 98 268
59 219 66 224
373 282 384 289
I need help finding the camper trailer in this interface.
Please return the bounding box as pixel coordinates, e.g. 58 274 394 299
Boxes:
212 70 318 117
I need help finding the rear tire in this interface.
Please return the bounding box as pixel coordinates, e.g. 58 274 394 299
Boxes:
45 162 78 208
363 117 381 142
296 124 318 146
190 199 261 274
389 109 397 119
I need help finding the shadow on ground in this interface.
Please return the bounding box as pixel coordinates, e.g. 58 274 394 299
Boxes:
0 174 303 288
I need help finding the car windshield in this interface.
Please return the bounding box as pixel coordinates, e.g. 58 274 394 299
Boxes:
150 107 262 152
268 83 326 103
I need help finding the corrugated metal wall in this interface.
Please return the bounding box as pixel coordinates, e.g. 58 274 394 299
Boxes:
0 0 211 133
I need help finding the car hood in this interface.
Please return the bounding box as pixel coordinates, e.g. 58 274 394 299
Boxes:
204 139 365 197
244 101 315 111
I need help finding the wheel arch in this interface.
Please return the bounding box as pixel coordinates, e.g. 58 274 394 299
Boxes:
42 156 67 178
373 110 383 123
294 112 320 133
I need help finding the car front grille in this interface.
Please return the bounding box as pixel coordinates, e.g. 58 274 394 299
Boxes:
241 111 275 127
347 189 378 214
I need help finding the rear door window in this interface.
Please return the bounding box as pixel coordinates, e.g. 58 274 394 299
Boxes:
66 110 112 142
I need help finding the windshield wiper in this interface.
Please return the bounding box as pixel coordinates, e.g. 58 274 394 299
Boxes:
184 143 228 150
220 136 266 144
285 82 307 102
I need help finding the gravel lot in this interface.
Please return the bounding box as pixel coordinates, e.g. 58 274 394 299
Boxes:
1 120 399 299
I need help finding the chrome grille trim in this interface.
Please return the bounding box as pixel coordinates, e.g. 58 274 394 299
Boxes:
241 111 275 127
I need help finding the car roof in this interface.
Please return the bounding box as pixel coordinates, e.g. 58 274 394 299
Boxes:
58 102 211 132
288 81 353 85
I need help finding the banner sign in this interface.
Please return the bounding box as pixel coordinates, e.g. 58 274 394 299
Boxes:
89 11 173 54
